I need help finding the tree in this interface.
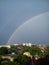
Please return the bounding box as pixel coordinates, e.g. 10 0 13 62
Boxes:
14 54 31 65
0 47 8 55
1 61 20 65
29 45 42 57
44 46 49 56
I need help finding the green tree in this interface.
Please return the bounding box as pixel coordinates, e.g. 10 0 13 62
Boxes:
14 54 31 65
44 46 49 56
23 46 30 52
29 45 42 57
1 61 20 65
22 45 42 57
0 47 8 55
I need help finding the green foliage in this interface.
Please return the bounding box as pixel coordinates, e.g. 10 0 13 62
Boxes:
29 46 42 56
0 47 8 55
1 61 20 65
14 54 31 64
23 46 30 52
9 46 16 53
0 45 48 65
1 61 8 65
44 46 49 56
23 45 42 57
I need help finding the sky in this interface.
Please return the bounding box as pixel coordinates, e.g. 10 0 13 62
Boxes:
0 0 49 44
7 12 49 44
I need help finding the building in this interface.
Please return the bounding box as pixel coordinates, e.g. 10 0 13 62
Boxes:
0 45 11 48
23 42 32 47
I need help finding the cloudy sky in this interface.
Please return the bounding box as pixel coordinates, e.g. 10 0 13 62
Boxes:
0 0 49 44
